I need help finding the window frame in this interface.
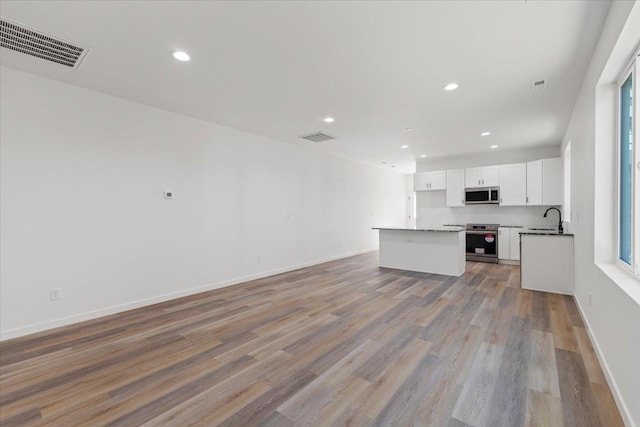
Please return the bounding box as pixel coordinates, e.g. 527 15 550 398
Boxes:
616 50 639 277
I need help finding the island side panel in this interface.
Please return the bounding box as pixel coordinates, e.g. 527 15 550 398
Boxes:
520 234 574 294
378 230 465 276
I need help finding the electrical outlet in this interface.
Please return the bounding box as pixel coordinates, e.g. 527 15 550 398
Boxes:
50 288 61 301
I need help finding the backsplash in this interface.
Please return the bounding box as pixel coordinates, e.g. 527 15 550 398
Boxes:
415 191 561 227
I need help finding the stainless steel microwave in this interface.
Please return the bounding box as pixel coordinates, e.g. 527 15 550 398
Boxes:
465 187 499 205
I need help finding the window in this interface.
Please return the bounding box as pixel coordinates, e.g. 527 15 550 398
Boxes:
617 52 639 276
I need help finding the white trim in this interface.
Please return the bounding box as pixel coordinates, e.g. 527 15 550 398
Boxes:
0 248 377 341
616 58 638 276
596 262 640 304
573 295 635 427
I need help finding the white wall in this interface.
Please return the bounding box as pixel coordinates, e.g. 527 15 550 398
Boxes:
561 1 640 426
416 192 560 228
0 67 406 340
415 145 561 172
415 147 563 228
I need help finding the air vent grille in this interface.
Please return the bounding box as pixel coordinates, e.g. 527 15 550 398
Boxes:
532 79 547 91
0 18 89 68
300 131 336 142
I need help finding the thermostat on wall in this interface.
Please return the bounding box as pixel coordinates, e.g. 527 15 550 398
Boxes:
164 191 173 199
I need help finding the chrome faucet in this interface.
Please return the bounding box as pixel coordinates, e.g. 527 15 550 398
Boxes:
543 207 563 234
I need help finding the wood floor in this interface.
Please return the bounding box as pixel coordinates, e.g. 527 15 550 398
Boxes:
0 252 624 426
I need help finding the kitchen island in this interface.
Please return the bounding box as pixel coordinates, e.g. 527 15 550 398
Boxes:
520 229 574 295
372 226 466 276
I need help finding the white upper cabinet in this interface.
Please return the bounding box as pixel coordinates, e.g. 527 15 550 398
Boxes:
465 166 499 188
499 163 527 206
429 171 447 190
446 169 465 207
414 173 429 191
465 167 482 188
414 171 446 191
542 158 563 205
481 165 500 187
526 160 543 205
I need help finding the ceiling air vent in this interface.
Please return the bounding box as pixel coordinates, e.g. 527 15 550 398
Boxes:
0 18 89 68
532 79 547 91
300 131 336 143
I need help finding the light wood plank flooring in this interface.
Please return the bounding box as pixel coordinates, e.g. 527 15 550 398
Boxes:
0 252 624 426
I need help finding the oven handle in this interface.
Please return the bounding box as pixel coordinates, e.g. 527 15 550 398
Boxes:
466 230 497 235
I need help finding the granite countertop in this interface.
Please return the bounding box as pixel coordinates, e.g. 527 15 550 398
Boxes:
498 225 524 228
519 226 574 236
372 226 465 232
519 230 574 236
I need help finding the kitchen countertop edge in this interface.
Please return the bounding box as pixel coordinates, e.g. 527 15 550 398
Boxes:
372 227 465 233
519 231 575 236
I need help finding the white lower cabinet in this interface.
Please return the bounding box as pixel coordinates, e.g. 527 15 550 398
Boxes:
509 227 522 260
498 227 523 261
498 228 510 260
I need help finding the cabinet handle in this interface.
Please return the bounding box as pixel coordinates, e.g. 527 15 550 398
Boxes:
526 196 529 203
500 198 502 203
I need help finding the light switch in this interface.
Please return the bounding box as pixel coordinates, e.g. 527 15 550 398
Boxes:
164 191 173 199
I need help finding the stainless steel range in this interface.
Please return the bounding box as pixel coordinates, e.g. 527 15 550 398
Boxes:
465 224 499 263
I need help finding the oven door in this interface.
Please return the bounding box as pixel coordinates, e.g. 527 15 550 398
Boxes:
466 231 498 262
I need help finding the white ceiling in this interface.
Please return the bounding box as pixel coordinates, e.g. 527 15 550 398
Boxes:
0 0 611 173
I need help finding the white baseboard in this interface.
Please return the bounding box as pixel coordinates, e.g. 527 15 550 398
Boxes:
573 296 635 427
0 248 377 341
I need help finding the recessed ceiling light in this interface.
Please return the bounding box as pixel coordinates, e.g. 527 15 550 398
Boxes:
173 51 190 62
481 131 491 136
324 117 335 123
420 154 427 158
443 83 459 91
490 145 499 149
406 127 413 131
401 145 409 148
